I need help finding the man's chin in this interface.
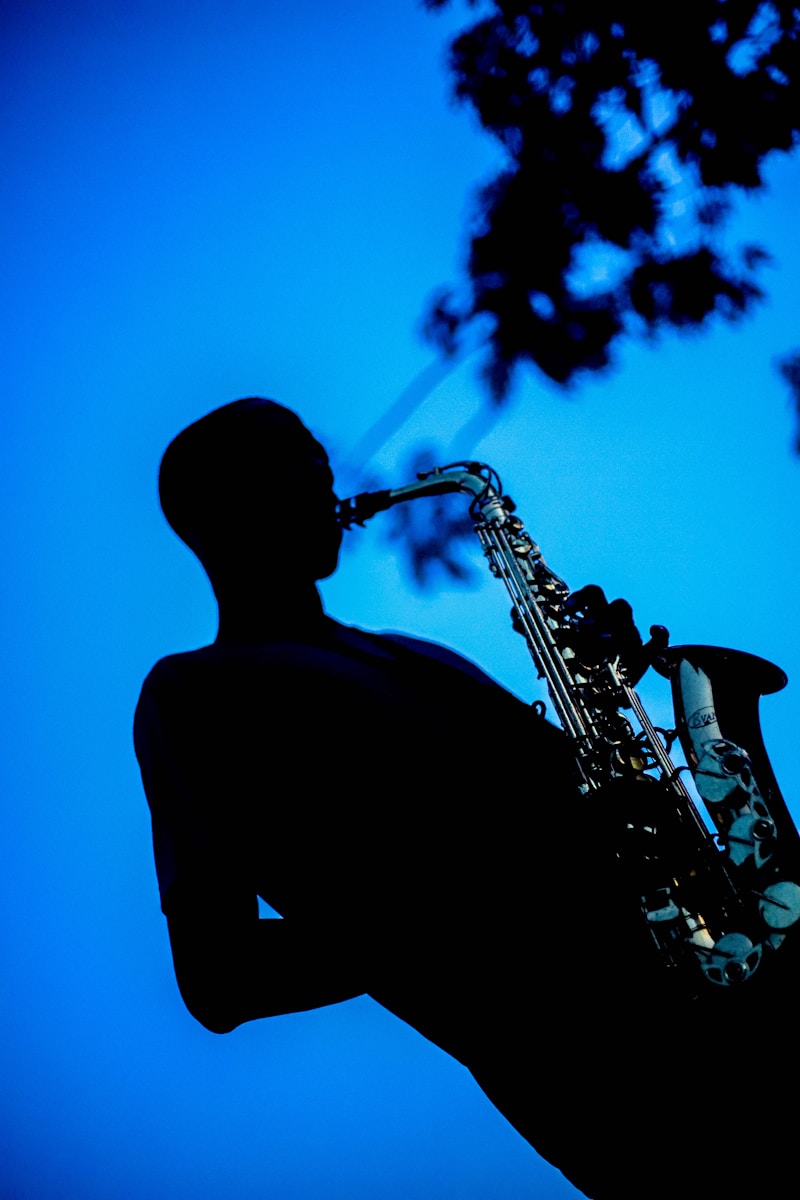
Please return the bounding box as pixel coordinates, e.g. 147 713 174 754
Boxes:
316 557 340 582
311 538 342 581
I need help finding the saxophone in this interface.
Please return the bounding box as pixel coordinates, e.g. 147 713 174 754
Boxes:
337 461 800 989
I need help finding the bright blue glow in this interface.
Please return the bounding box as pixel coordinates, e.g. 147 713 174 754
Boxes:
3 3 799 1198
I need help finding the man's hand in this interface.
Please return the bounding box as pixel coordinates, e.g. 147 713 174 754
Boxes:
564 585 668 685
511 585 668 686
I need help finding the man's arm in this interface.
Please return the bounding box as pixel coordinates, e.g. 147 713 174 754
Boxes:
165 875 367 1034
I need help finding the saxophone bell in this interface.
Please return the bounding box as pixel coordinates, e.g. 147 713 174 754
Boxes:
654 645 800 982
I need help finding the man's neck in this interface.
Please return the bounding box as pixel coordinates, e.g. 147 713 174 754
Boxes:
214 582 329 646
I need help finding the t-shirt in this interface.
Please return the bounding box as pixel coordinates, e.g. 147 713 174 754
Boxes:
134 614 800 1200
134 615 585 1054
134 617 568 903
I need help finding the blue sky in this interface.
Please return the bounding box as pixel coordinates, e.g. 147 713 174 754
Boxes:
3 3 799 1197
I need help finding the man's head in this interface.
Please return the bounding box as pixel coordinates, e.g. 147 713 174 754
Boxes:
158 398 341 586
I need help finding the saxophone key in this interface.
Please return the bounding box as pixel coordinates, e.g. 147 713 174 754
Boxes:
756 881 800 930
699 932 762 986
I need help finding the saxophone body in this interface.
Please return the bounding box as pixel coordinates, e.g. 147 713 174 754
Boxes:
337 461 800 989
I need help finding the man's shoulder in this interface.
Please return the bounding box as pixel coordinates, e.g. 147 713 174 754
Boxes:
134 646 240 737
375 629 507 690
138 646 215 697
139 640 296 684
135 634 347 716
134 625 521 727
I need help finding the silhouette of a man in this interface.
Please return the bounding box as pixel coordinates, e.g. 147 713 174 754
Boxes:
135 397 797 1200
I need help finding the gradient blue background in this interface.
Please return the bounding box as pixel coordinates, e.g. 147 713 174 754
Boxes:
3 3 799 1196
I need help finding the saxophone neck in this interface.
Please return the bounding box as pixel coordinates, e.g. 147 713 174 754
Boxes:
336 462 508 529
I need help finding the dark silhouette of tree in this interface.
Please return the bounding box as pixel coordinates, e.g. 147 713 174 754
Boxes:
777 349 800 450
422 0 800 399
384 446 479 585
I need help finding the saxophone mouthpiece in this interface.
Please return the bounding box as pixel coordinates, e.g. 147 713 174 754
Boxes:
336 489 393 530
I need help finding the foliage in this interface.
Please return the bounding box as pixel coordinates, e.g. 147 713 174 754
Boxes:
383 446 479 585
777 349 800 450
423 0 800 398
